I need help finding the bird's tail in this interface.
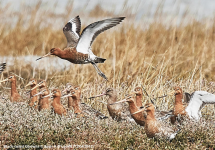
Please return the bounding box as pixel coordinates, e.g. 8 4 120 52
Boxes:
94 57 106 63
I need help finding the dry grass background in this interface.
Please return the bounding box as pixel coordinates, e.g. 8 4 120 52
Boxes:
0 1 215 149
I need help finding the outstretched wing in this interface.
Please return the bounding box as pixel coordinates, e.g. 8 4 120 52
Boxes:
76 17 125 54
0 63 6 74
63 16 81 48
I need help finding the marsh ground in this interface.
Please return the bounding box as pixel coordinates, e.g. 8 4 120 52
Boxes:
0 1 215 149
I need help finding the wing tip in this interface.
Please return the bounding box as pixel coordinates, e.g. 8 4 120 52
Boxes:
68 15 81 23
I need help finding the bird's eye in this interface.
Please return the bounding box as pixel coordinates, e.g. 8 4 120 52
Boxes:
72 92 75 94
9 76 13 79
32 80 34 82
54 91 57 93
138 89 140 91
75 87 78 90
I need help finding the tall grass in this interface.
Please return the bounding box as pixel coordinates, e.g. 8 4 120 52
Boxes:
0 1 215 149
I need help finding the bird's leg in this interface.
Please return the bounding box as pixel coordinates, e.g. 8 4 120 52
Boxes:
91 62 108 81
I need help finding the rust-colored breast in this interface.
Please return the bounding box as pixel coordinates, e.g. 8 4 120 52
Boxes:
63 48 89 64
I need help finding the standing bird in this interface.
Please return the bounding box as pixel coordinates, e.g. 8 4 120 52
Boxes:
132 103 180 140
62 83 74 110
62 86 108 119
45 89 67 116
110 95 145 126
89 88 132 122
30 80 50 111
0 75 22 102
170 87 187 124
25 79 38 108
36 16 125 80
132 87 143 108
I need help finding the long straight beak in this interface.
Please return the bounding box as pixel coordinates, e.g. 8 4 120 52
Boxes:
0 78 9 83
131 107 145 115
168 90 175 96
62 88 69 93
25 82 32 88
62 87 73 93
42 93 53 98
31 91 44 98
61 94 72 98
10 73 25 80
88 92 106 99
36 52 51 61
109 98 128 105
31 84 40 90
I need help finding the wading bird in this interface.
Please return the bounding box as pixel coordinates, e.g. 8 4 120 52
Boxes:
62 83 74 110
132 103 180 140
25 79 38 108
132 87 143 108
89 88 132 121
62 86 108 119
30 80 51 111
0 75 22 102
36 16 125 80
110 95 145 126
45 89 67 116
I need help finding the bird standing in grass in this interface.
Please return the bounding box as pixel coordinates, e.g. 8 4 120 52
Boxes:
30 80 51 111
110 95 145 126
0 75 22 102
45 89 67 116
132 87 143 108
170 87 187 124
132 103 180 140
25 78 38 108
62 86 108 119
62 83 74 111
89 88 132 121
36 16 125 80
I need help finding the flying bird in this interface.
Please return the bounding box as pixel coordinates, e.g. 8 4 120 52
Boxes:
36 16 125 80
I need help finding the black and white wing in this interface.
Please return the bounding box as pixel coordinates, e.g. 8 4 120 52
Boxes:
183 92 191 103
63 16 81 48
0 63 6 74
76 17 125 54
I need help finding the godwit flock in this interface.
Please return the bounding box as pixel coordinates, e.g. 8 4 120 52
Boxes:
0 16 215 141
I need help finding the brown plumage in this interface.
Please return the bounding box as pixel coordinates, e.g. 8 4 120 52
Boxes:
25 78 38 108
38 87 51 111
91 88 131 121
133 103 180 140
30 80 50 111
170 87 187 124
70 86 82 114
110 95 145 126
63 86 108 119
133 87 143 108
62 83 74 110
36 17 126 80
51 89 67 116
0 75 22 102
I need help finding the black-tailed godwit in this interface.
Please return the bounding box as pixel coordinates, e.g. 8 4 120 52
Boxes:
36 16 125 80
